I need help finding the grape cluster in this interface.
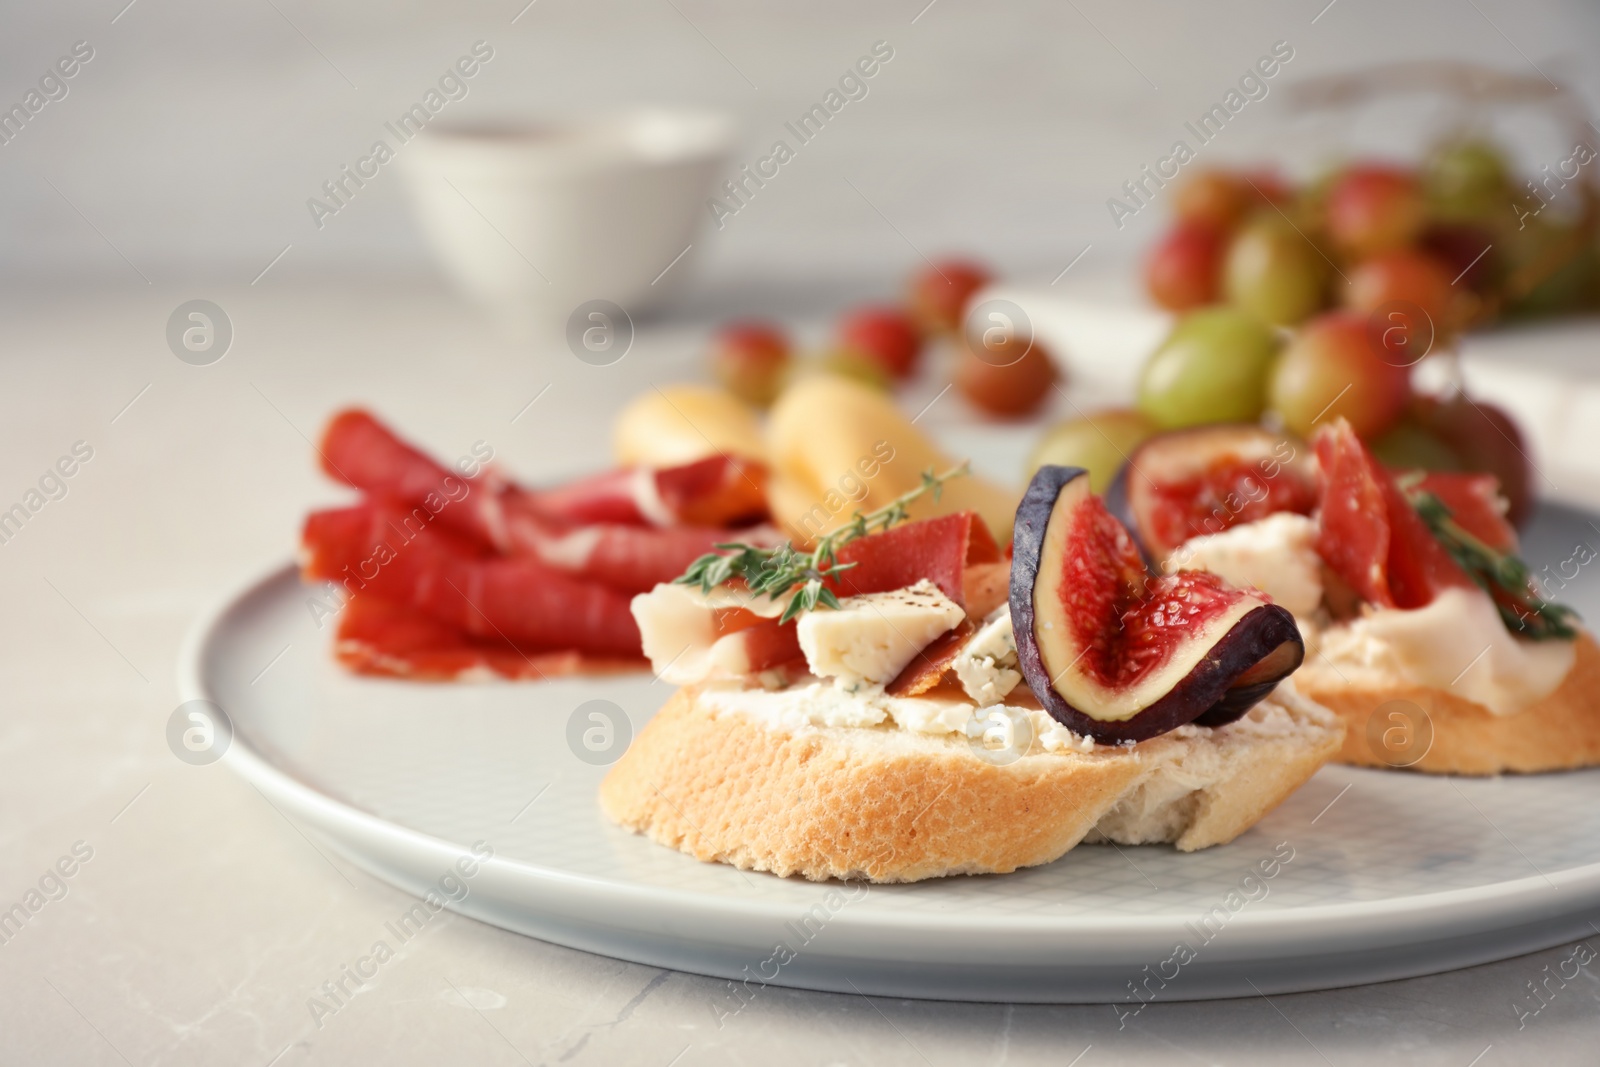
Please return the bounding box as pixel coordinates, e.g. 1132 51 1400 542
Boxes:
1123 139 1594 525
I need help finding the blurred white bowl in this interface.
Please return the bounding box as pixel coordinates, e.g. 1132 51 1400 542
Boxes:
400 109 734 326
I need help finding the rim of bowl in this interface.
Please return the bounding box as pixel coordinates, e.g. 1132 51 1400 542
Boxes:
404 108 736 176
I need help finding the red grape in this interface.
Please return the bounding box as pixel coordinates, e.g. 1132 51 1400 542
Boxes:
1415 394 1534 525
1145 222 1225 311
1420 224 1498 295
1267 311 1411 439
1343 249 1459 360
910 258 992 335
955 334 1058 418
1174 171 1251 230
1346 250 1454 317
1325 165 1425 258
836 305 923 379
710 321 791 407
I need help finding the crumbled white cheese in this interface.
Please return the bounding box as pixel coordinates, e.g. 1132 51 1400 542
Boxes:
1164 512 1323 619
795 579 964 687
952 605 1022 706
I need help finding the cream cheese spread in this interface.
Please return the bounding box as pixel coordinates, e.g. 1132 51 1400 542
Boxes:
697 677 1100 754
1313 586 1575 715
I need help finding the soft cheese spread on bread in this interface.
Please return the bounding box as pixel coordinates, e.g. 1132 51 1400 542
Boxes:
697 674 1098 753
1308 586 1575 715
1155 501 1577 717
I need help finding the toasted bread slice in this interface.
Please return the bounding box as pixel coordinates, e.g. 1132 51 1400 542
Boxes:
598 682 1343 883
1297 632 1600 775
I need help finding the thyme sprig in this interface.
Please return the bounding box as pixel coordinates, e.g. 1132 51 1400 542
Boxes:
1404 485 1580 641
676 461 971 623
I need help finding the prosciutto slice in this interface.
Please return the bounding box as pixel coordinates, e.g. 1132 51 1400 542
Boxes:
318 408 772 594
826 511 998 608
333 594 645 681
500 489 780 594
1315 421 1472 610
534 454 769 528
318 408 507 549
302 503 642 656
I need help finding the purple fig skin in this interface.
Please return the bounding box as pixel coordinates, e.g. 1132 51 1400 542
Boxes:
1108 424 1311 564
1189 626 1306 727
1010 464 1305 745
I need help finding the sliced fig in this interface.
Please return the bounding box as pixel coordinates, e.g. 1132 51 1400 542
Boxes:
1191 638 1307 725
1106 425 1316 564
1011 465 1304 744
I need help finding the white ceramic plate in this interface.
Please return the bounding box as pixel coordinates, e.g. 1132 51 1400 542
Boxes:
178 504 1600 1004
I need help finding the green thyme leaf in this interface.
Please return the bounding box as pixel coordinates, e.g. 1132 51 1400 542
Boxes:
671 460 972 619
1406 488 1580 641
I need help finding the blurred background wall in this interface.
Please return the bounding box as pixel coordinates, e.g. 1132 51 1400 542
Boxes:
0 0 1595 289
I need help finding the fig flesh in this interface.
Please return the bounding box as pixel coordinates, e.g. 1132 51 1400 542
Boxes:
1105 424 1316 565
1011 465 1304 744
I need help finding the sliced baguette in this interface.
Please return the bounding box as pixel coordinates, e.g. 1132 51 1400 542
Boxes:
1297 631 1600 775
598 682 1343 883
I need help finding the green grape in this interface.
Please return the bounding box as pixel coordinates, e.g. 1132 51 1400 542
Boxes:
1370 419 1463 472
1424 138 1513 223
1223 216 1328 326
1025 409 1158 492
1503 218 1600 319
1137 308 1279 429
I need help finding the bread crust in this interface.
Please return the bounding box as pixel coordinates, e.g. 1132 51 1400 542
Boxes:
1300 632 1600 776
599 686 1342 883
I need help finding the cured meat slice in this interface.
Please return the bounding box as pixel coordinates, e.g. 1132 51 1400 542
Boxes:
885 619 977 697
1412 471 1517 553
500 490 780 594
1315 423 1393 606
1315 421 1472 610
301 503 642 655
707 617 806 674
318 408 505 549
964 513 1003 564
656 454 770 526
318 410 771 594
334 595 646 681
536 454 769 528
1381 471 1476 609
826 512 987 607
305 409 794 674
